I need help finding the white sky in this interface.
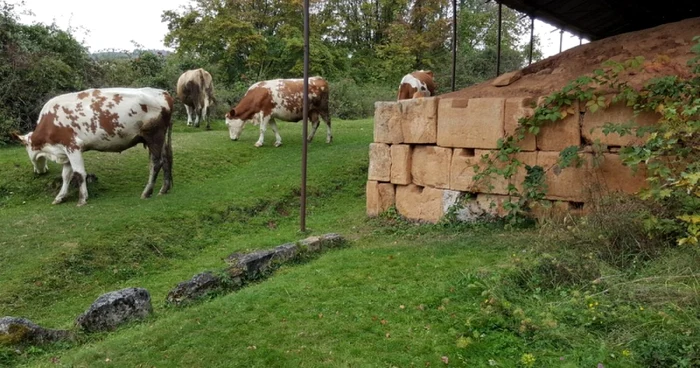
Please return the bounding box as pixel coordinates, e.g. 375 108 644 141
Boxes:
18 0 586 57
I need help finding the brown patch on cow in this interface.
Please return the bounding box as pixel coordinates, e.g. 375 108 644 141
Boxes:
62 106 80 125
113 94 123 104
75 102 84 112
107 102 115 109
163 92 174 111
92 89 102 97
231 87 275 121
140 104 148 113
77 91 90 100
397 83 418 100
30 109 79 152
279 81 304 115
97 109 121 137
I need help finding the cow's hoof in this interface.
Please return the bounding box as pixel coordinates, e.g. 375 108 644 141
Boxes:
254 142 263 147
76 201 87 207
326 138 333 144
274 142 282 147
52 198 64 205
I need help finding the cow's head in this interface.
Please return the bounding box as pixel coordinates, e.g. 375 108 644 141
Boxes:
225 108 245 141
13 132 48 174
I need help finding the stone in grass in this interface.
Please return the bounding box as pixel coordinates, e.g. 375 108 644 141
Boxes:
76 288 152 332
0 317 72 345
166 272 224 305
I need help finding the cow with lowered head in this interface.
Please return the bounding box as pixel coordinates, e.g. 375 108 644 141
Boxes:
177 68 215 129
397 70 436 100
14 88 174 206
225 77 332 147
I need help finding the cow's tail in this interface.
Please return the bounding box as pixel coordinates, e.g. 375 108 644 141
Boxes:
162 94 174 189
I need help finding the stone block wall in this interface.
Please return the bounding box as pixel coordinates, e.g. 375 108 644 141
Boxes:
367 96 654 223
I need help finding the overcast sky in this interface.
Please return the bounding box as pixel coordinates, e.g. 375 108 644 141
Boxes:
19 0 585 57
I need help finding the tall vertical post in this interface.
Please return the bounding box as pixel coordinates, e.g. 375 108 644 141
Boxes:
528 16 534 65
301 0 309 232
559 29 564 53
451 0 457 91
496 2 502 76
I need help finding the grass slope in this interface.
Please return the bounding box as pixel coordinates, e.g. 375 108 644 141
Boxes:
1 119 698 367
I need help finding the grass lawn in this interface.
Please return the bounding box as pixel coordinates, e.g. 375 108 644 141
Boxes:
1 119 698 367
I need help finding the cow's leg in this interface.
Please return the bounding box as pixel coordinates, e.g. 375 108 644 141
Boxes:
66 151 88 206
142 140 164 199
321 111 333 144
307 112 321 143
194 106 201 128
52 164 74 205
255 115 270 147
202 101 211 130
185 105 193 126
269 119 282 147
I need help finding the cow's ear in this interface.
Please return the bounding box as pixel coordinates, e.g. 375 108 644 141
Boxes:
10 131 27 145
226 108 236 119
424 70 434 77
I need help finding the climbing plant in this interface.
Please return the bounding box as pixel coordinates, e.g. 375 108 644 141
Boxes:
473 36 700 245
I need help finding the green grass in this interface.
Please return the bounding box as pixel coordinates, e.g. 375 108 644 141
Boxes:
1 119 699 367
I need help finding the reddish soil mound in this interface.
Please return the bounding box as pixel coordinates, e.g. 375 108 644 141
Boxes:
441 17 700 100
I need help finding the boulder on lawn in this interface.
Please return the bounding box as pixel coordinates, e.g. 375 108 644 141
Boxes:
76 288 152 332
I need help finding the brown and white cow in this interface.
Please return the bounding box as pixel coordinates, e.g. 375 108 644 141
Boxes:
177 68 215 129
225 77 331 147
14 88 174 206
397 70 436 100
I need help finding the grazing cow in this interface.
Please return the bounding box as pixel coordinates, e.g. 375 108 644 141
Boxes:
176 68 215 129
397 70 436 100
14 88 174 206
225 77 331 147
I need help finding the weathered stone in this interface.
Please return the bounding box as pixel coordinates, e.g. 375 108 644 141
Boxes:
492 70 523 87
511 151 539 194
395 184 445 223
273 242 300 262
476 194 512 217
412 146 452 189
227 249 277 278
298 233 345 252
399 97 438 143
537 151 593 202
366 181 395 217
449 148 479 192
374 101 404 144
368 143 391 182
536 100 581 151
0 317 72 345
76 288 152 332
166 272 223 305
592 153 648 194
582 100 660 146
442 191 492 222
390 144 412 185
439 98 505 149
504 97 536 151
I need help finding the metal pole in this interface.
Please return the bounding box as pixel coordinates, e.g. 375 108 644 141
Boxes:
301 0 309 232
579 37 582 45
496 2 502 76
559 29 563 53
528 16 534 65
451 0 457 91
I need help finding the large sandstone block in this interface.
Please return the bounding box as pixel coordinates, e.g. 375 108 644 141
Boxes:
368 143 391 181
412 145 452 189
366 181 396 217
591 153 648 194
396 184 444 223
391 144 412 185
536 100 581 151
450 148 479 191
437 98 505 149
398 97 438 143
476 194 512 217
537 151 593 202
504 97 536 151
582 101 659 146
374 101 404 144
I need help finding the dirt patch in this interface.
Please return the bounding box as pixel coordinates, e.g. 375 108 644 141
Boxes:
441 17 700 100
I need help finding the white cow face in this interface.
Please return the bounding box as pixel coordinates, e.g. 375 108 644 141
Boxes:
16 133 48 174
225 109 245 141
